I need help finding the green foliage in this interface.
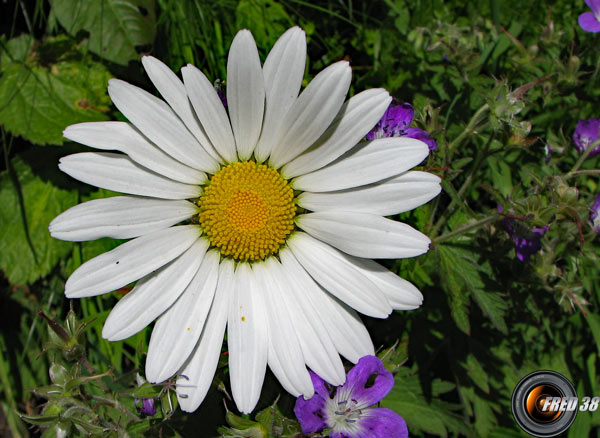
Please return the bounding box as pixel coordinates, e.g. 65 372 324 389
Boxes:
49 0 157 65
383 367 467 437
0 155 76 284
0 34 112 145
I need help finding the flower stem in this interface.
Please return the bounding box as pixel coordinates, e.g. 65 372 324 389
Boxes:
431 132 495 237
569 140 600 174
447 103 490 154
433 214 499 245
565 169 600 179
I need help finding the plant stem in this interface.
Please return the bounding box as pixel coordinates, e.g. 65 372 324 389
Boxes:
431 132 495 237
569 140 600 174
433 214 499 245
447 103 490 154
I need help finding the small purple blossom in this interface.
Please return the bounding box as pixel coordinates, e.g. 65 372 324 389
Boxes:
367 102 437 151
590 194 600 233
134 398 157 416
294 355 408 438
500 212 549 262
579 0 600 33
573 118 600 156
544 143 552 163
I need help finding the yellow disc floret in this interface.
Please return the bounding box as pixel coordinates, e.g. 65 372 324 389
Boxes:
198 161 296 261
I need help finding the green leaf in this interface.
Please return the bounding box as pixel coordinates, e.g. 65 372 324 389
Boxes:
471 286 508 335
0 35 112 145
236 0 292 54
382 369 469 437
49 0 156 65
437 244 471 334
0 156 77 284
462 355 489 394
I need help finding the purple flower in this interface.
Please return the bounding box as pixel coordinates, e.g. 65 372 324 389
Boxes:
590 194 600 233
367 102 437 151
501 217 549 262
294 355 408 438
134 397 157 416
544 144 552 163
579 0 600 32
573 118 600 156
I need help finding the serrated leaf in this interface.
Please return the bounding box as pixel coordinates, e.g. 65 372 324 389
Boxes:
50 0 156 65
0 35 112 145
0 157 77 284
471 287 508 335
381 370 469 437
438 243 508 334
463 355 489 393
437 244 471 334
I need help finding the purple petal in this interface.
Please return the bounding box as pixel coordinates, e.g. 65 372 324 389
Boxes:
573 118 600 155
579 12 600 32
404 127 438 151
340 355 394 407
356 408 409 438
367 102 414 140
384 103 414 133
585 0 600 15
294 371 329 433
134 398 157 416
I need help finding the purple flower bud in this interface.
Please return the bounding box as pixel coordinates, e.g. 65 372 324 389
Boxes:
544 144 552 163
590 194 600 233
134 397 157 416
573 118 600 156
579 0 600 32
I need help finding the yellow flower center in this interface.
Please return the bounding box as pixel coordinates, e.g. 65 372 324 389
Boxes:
198 161 296 261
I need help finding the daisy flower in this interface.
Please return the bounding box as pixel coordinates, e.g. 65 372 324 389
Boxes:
49 27 441 414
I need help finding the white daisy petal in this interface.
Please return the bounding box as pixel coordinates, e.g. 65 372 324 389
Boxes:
228 263 268 414
281 89 392 178
351 257 423 310
255 259 314 398
107 79 219 173
287 232 392 318
146 249 220 383
268 61 352 169
254 27 306 162
49 196 198 241
296 211 431 259
177 259 233 412
65 225 201 298
279 248 374 363
102 238 209 341
63 122 206 184
141 56 222 162
292 137 429 192
297 171 442 216
227 30 265 160
59 152 201 200
278 248 345 385
182 64 237 163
